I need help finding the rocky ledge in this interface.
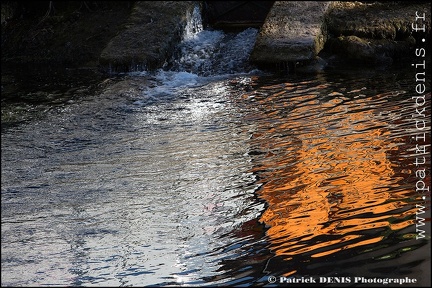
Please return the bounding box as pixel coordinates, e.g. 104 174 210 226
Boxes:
323 1 431 67
1 1 431 75
250 1 431 71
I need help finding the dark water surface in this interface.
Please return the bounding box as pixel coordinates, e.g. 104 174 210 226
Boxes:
1 8 431 287
2 65 430 287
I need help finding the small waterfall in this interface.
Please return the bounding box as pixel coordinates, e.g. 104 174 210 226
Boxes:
183 5 204 40
133 5 261 104
165 5 259 77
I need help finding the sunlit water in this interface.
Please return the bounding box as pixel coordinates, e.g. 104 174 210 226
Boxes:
2 6 431 287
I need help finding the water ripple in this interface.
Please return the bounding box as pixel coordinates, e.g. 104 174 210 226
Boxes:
1 70 430 286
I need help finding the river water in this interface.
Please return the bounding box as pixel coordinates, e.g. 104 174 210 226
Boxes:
1 7 431 287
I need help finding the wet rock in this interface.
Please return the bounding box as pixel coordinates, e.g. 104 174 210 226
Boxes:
326 2 429 41
1 2 133 68
327 35 383 62
325 34 417 66
250 1 430 71
250 1 334 66
323 1 431 66
99 1 196 73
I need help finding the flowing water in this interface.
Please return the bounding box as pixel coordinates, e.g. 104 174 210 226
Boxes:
1 6 431 287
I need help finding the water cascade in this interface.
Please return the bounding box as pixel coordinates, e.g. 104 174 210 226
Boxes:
168 5 259 76
130 4 262 106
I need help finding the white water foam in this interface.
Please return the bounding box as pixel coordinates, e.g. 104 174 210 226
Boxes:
172 27 259 77
132 4 261 104
183 5 204 40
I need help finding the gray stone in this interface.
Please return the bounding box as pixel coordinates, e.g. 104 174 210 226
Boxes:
323 2 430 66
250 1 334 65
99 1 197 73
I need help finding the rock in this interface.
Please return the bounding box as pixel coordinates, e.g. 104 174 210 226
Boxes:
322 1 431 66
1 1 430 75
325 35 417 65
326 2 429 41
250 1 430 71
1 2 133 68
250 1 334 68
99 1 197 73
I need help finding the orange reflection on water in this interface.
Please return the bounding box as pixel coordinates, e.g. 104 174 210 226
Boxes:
249 82 416 259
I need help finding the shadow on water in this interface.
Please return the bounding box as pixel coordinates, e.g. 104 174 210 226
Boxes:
0 63 115 132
